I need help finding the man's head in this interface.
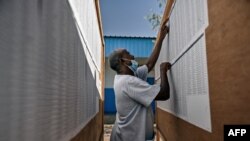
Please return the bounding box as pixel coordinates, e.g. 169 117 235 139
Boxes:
109 48 137 74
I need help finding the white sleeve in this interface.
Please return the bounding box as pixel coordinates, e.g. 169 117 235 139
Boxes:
136 65 148 81
124 76 160 107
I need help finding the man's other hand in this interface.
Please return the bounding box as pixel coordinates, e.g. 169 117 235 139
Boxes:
160 62 171 72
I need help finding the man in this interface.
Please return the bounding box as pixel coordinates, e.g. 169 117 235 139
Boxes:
109 23 170 141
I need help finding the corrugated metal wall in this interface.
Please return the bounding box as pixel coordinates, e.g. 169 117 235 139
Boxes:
105 36 155 57
0 0 102 141
68 0 103 94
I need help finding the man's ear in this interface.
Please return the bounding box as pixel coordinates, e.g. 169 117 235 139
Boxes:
119 58 125 66
119 58 124 63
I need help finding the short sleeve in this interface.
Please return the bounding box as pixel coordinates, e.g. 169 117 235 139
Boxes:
136 65 148 81
124 76 160 107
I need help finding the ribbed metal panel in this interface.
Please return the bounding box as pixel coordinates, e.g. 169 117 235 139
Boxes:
105 36 155 57
69 0 102 72
0 0 100 141
155 0 211 132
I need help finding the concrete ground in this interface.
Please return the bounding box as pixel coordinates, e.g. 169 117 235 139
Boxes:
103 114 161 141
104 114 115 141
104 124 113 141
104 114 116 124
103 124 160 141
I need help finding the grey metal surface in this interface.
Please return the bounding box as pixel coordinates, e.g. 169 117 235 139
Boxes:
68 0 102 71
0 0 99 140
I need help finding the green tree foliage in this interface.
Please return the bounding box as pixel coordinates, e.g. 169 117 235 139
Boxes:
145 0 166 31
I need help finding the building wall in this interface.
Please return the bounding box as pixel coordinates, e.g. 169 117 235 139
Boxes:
156 0 250 141
0 0 104 141
105 36 156 58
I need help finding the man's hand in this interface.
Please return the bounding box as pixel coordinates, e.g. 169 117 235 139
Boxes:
145 19 170 72
159 19 170 40
155 62 171 100
160 62 171 72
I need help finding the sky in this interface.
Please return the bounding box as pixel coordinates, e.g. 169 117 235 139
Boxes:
100 0 164 37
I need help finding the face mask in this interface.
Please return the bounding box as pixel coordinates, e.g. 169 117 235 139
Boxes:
129 60 139 73
121 58 139 74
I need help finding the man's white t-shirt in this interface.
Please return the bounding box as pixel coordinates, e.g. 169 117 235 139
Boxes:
110 65 160 141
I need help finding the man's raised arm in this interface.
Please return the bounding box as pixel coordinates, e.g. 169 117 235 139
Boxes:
146 21 169 72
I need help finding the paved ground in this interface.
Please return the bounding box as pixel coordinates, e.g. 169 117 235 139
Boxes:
103 114 115 141
104 124 113 141
104 114 116 124
103 114 160 141
103 124 160 141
